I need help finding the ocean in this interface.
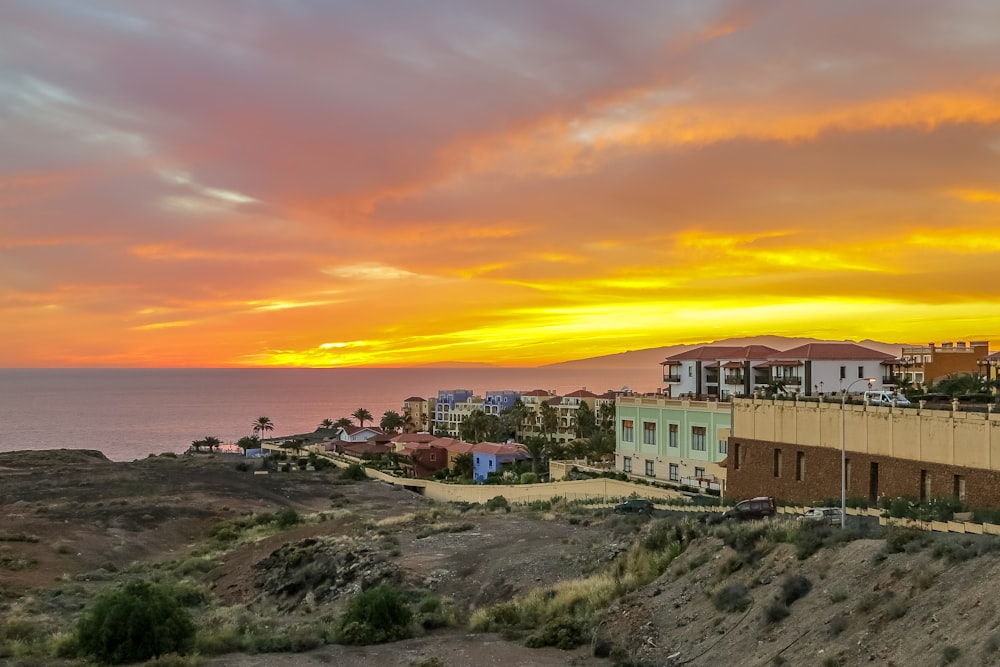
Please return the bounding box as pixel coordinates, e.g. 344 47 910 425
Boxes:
0 367 659 461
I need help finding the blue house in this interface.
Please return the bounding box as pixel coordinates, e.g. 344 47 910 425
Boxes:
472 442 531 483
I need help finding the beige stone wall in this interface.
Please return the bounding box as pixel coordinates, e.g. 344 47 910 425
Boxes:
734 398 1000 469
360 464 683 504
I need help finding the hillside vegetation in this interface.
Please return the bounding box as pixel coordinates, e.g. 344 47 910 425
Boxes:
1 451 998 667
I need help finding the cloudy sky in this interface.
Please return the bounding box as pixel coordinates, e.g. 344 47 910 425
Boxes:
2 1 999 367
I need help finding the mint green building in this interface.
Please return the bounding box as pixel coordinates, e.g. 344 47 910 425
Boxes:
615 396 731 491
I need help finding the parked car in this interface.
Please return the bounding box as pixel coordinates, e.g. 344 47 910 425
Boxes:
797 507 843 525
863 390 911 407
614 498 654 514
722 496 777 521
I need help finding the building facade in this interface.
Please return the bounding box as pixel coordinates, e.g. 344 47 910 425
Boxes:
727 396 1000 507
615 395 731 488
884 340 992 388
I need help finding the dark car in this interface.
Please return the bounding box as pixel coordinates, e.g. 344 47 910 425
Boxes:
722 496 777 521
614 498 654 514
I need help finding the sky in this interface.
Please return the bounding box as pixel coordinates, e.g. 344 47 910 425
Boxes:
2 1 999 368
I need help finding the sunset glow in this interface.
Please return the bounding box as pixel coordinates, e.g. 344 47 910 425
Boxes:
2 1 999 368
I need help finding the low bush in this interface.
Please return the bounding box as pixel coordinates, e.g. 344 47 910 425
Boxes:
485 496 510 513
714 584 752 613
828 612 849 636
941 645 961 664
274 508 301 529
341 464 368 481
334 585 413 645
780 575 812 606
74 580 195 664
524 615 588 650
762 600 790 625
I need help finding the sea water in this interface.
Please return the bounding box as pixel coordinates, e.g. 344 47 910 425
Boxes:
0 367 658 461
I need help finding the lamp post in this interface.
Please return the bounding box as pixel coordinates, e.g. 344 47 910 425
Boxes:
841 377 876 529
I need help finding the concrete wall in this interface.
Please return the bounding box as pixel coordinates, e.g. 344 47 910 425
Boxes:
361 464 683 504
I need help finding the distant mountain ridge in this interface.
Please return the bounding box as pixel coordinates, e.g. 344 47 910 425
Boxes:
541 336 904 370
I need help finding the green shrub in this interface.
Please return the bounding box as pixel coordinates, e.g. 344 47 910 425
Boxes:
780 575 812 606
485 496 510 513
828 612 849 636
519 472 538 484
941 645 961 664
274 508 301 529
762 600 790 624
524 615 588 649
75 580 195 664
885 527 923 554
341 464 368 481
714 584 752 613
334 585 413 645
857 592 881 613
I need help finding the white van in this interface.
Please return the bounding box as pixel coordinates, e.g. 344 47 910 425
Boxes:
864 390 911 407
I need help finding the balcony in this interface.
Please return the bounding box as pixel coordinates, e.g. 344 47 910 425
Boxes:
663 374 681 383
723 374 746 385
882 376 897 385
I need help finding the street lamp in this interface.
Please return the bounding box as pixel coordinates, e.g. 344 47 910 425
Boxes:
841 377 876 528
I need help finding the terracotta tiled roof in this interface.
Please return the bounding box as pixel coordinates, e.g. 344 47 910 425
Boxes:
767 342 894 361
662 345 780 364
472 442 529 456
392 433 437 444
563 389 598 398
521 389 553 396
402 396 426 402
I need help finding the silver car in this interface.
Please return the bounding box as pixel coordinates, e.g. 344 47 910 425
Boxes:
797 507 843 525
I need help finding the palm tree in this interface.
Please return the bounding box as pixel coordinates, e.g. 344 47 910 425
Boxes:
189 438 204 453
460 409 491 443
352 408 373 429
764 380 786 398
203 435 221 453
380 411 405 433
318 418 334 430
539 403 558 441
252 416 274 447
236 435 259 454
334 417 353 429
523 436 546 474
452 452 474 479
504 399 532 440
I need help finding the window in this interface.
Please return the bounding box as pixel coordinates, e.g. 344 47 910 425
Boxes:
668 424 678 447
858 365 864 379
669 463 679 481
796 451 805 481
840 366 846 380
622 456 632 473
489 460 494 468
645 460 654 476
718 439 728 454
688 366 693 377
733 443 742 470
691 426 706 451
429 453 436 462
475 457 480 465
694 466 705 478
621 419 634 442
773 448 782 477
954 475 966 501
643 422 656 445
